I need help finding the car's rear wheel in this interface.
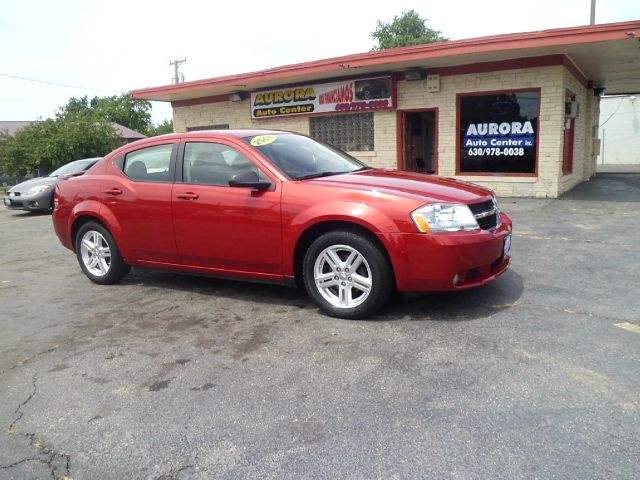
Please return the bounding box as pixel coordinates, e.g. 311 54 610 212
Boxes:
303 230 393 319
75 222 130 284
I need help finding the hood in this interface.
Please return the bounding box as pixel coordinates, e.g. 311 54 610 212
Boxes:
305 169 494 204
8 176 57 193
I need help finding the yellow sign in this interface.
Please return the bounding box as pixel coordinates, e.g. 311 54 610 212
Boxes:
250 135 277 147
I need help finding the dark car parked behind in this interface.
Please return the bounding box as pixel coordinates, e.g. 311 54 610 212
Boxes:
4 158 100 212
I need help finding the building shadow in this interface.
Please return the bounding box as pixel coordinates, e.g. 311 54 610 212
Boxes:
561 173 640 203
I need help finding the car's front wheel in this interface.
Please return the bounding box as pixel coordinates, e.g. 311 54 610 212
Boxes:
75 221 130 284
303 230 393 319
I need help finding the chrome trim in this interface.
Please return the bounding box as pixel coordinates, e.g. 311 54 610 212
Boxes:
473 207 499 219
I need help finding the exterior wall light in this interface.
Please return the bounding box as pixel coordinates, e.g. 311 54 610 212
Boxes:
405 70 426 81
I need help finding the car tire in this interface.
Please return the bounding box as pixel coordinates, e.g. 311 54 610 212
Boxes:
75 221 130 285
303 230 393 319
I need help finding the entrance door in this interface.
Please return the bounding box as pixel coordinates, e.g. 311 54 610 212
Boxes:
401 111 437 173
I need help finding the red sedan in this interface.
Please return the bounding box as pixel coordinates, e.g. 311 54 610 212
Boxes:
53 130 512 319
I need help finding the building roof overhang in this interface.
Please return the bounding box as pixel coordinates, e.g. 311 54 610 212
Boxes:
131 21 640 103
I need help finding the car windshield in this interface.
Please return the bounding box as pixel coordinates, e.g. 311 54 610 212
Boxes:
242 133 369 180
49 158 99 177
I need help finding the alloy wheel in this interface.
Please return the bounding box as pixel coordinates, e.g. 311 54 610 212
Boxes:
80 230 111 277
313 244 373 309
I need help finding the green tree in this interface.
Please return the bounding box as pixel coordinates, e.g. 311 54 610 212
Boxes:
59 93 153 135
148 119 174 136
0 93 166 176
372 10 448 50
0 115 124 176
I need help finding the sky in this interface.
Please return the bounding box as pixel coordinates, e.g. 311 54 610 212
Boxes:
1 0 638 126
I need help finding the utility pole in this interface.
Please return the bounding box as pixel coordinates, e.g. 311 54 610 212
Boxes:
169 58 187 84
590 0 596 25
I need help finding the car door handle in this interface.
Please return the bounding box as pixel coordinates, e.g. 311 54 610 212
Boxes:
104 188 123 195
176 192 199 200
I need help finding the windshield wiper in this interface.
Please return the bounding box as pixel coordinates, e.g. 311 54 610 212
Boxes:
295 171 345 180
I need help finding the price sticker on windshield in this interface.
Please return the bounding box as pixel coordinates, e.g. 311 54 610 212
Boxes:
250 135 277 147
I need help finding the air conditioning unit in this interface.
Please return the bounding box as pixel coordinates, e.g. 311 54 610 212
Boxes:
565 101 579 118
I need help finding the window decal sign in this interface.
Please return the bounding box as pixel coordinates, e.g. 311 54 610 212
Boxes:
250 134 277 147
459 91 540 174
251 77 394 119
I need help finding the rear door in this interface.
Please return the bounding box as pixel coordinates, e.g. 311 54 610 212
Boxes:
101 141 179 264
171 139 283 277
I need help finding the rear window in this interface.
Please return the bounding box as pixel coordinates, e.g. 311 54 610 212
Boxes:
49 158 100 177
123 144 173 182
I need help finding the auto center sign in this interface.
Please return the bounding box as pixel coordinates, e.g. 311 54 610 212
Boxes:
251 76 394 119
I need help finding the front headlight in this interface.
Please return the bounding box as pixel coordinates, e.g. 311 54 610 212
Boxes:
411 203 479 233
26 184 53 195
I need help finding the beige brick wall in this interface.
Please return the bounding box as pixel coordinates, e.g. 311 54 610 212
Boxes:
397 65 566 198
173 64 595 198
173 100 310 135
558 69 598 195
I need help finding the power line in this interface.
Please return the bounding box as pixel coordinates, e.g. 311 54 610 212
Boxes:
0 72 120 93
599 97 625 128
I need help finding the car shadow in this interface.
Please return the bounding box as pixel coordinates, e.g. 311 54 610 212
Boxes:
122 267 524 323
122 268 311 308
377 269 524 322
7 210 51 217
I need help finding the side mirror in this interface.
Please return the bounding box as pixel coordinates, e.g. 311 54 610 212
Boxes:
228 170 272 191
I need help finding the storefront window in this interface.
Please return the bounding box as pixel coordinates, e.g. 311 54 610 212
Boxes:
458 90 539 174
310 113 374 151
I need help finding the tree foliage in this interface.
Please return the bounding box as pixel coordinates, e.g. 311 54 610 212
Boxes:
0 93 165 176
148 119 174 136
372 10 448 50
0 114 123 176
59 94 153 135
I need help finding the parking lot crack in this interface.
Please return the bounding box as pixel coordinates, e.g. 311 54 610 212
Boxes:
156 464 195 479
8 372 38 435
0 456 39 470
0 345 62 376
4 372 72 479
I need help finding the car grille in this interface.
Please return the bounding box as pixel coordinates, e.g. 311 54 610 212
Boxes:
469 199 501 231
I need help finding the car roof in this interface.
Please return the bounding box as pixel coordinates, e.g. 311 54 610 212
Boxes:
150 129 292 141
105 129 297 158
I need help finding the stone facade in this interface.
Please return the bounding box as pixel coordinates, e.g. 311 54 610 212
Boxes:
173 64 597 198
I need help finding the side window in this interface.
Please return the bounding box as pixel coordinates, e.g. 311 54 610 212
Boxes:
183 142 269 186
123 144 173 182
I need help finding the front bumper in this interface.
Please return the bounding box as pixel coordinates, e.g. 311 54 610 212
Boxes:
386 213 512 292
3 192 53 211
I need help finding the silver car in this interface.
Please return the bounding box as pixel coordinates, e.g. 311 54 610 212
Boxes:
3 158 100 212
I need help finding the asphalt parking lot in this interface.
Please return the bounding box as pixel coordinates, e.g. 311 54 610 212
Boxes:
1 173 639 479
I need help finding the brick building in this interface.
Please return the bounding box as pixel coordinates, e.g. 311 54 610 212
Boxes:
132 21 640 197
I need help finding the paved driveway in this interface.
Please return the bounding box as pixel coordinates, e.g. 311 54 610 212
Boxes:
0 174 638 479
